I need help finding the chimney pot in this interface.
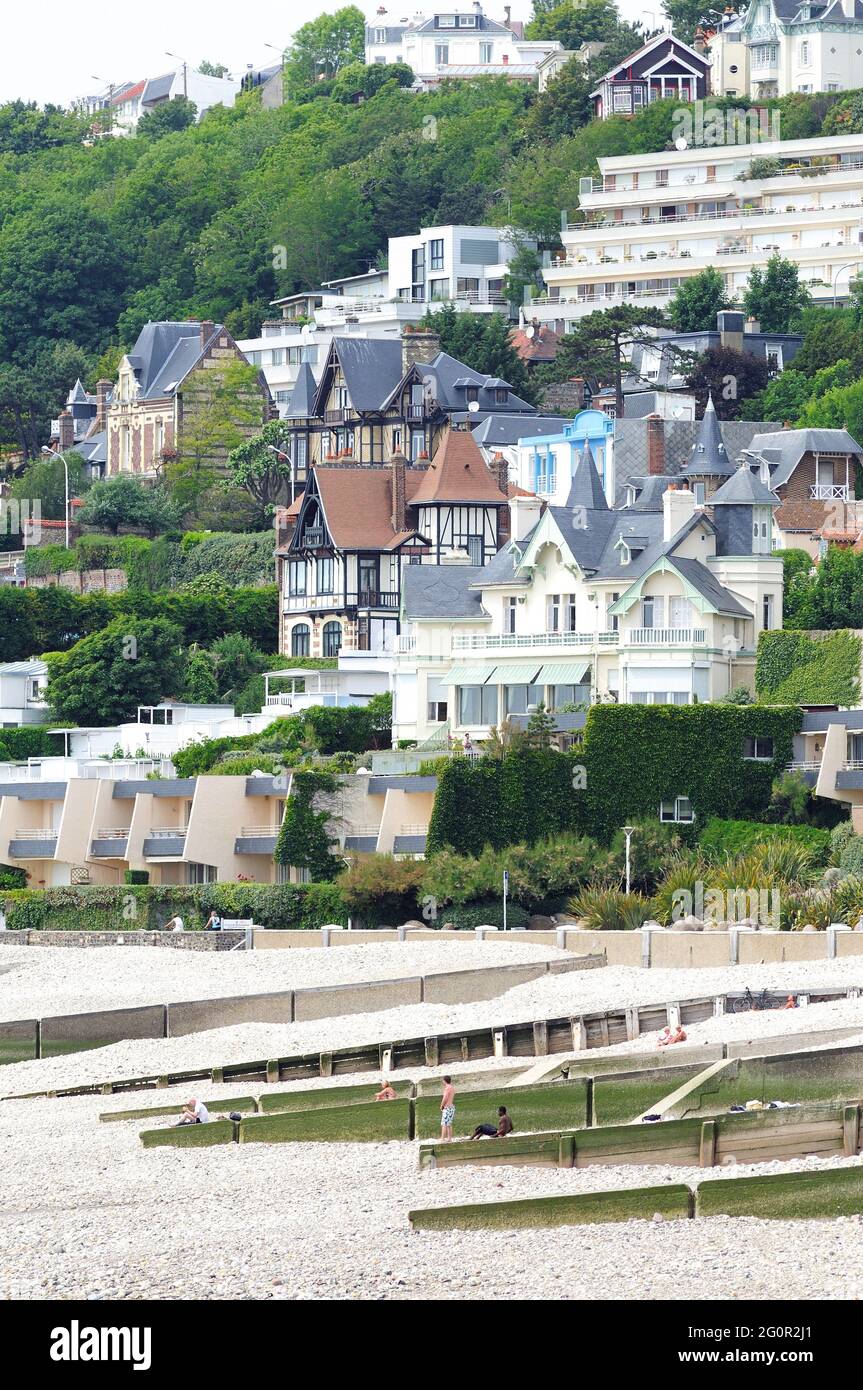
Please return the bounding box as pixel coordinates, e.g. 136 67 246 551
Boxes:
401 328 441 377
58 411 75 451
199 319 215 349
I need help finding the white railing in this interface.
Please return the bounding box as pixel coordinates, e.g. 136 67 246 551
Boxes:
810 484 849 501
399 824 428 836
81 759 173 780
626 627 707 645
578 201 863 232
147 827 187 840
14 828 58 840
94 827 130 839
787 760 822 772
398 634 417 652
239 825 280 838
842 760 863 771
351 824 382 838
452 631 618 651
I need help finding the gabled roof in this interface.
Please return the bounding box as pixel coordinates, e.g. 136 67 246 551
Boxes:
510 324 561 363
679 396 735 479
124 321 224 401
620 475 674 511
667 557 750 617
747 428 863 489
73 431 107 466
142 72 175 105
410 430 508 506
564 443 608 512
470 414 568 446
290 467 428 552
313 338 404 416
593 32 709 86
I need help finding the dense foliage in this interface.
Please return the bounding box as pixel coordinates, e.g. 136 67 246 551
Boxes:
756 629 862 705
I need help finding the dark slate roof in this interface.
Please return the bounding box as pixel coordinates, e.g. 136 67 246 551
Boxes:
471 414 568 446
142 72 175 104
365 24 409 42
710 466 780 506
73 431 107 466
414 14 509 35
402 564 487 619
564 443 608 512
679 396 735 479
316 338 404 414
417 352 535 417
612 418 781 505
672 557 750 616
285 361 317 420
126 321 220 400
468 541 525 588
621 475 674 511
67 378 91 405
747 429 863 489
625 328 802 391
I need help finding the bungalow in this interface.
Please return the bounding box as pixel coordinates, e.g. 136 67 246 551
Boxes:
590 33 711 119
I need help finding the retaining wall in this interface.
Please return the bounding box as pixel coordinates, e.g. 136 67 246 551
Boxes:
0 931 247 951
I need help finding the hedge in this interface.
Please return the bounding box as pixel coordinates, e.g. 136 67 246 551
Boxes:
23 530 275 591
756 629 862 705
699 817 832 864
0 882 348 932
427 706 802 851
0 727 64 762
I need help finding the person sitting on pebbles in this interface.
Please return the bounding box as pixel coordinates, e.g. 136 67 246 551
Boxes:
176 1097 210 1126
658 1024 687 1048
374 1080 396 1101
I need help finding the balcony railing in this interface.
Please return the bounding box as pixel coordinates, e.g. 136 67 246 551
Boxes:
13 828 58 840
94 827 131 839
577 158 863 203
810 484 850 500
148 827 187 840
452 631 618 650
240 825 281 838
324 407 350 424
399 824 428 836
626 627 707 645
578 201 863 232
787 760 822 772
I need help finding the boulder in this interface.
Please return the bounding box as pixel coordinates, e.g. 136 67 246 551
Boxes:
677 914 704 932
401 920 426 930
527 914 556 932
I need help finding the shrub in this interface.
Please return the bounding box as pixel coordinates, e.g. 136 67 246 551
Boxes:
337 855 425 925
0 881 347 932
422 835 599 912
275 769 341 882
839 835 863 877
0 865 27 889
830 820 855 864
567 886 647 931
439 901 531 931
700 817 831 865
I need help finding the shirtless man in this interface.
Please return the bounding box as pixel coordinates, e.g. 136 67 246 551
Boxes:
440 1076 456 1141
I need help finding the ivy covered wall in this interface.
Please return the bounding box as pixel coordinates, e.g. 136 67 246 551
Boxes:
756 630 862 706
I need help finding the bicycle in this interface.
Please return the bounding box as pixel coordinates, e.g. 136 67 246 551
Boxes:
730 987 783 1013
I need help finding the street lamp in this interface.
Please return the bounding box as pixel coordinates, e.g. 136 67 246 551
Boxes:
622 825 636 896
832 260 859 308
41 447 71 550
165 51 189 100
267 443 296 504
491 187 513 221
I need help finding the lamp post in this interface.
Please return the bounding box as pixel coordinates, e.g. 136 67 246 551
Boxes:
622 825 636 896
40 447 70 549
267 442 296 504
832 260 859 308
165 51 188 99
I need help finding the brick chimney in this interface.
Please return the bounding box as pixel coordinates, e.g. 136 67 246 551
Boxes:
58 412 75 451
199 320 215 349
390 451 408 532
646 414 665 476
95 378 112 431
490 451 509 497
401 328 441 376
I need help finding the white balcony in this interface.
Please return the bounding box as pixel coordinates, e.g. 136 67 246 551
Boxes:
810 484 850 501
94 826 131 839
452 631 619 651
147 827 187 840
626 628 707 646
13 827 58 840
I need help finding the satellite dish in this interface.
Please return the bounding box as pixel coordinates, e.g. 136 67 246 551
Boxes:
675 137 688 151
525 325 535 339
468 400 480 413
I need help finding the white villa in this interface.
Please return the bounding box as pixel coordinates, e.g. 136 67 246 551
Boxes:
393 446 783 745
707 0 863 99
533 129 863 325
364 5 561 84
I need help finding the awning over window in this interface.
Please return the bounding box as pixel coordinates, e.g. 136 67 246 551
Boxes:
485 664 542 685
535 661 591 685
441 665 496 685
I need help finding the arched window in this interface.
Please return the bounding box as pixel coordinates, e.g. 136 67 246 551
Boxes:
322 621 342 658
291 623 311 658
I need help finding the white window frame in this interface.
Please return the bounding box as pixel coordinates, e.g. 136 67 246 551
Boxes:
743 736 774 761
660 796 694 824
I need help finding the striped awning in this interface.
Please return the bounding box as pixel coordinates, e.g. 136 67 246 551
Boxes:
441 665 496 685
485 664 542 685
536 661 591 685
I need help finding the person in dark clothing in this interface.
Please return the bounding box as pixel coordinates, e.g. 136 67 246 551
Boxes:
470 1106 514 1140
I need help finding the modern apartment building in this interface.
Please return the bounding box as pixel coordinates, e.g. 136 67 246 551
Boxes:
239 225 529 412
536 130 863 324
0 761 436 886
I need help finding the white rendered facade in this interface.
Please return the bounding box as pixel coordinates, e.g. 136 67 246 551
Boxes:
365 6 560 83
535 131 863 324
742 0 863 98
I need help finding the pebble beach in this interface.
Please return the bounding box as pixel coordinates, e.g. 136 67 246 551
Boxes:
1 940 862 1300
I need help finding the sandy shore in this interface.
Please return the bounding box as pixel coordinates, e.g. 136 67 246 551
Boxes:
2 946 863 1300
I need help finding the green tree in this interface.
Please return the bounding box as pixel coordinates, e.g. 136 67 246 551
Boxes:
136 97 198 141
822 90 863 136
743 254 812 334
227 419 295 513
46 616 186 724
169 358 266 514
331 62 414 102
526 702 557 749
738 369 812 423
182 646 219 702
797 378 863 445
523 57 595 141
526 0 640 47
76 476 178 536
541 304 667 416
283 6 365 92
0 100 90 155
117 278 186 345
686 345 769 420
209 632 268 700
421 306 536 402
791 307 863 377
198 60 230 78
667 268 733 333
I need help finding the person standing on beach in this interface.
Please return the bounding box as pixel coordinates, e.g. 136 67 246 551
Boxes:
440 1076 456 1141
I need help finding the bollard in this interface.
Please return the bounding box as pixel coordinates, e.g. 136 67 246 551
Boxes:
713 995 725 1017
827 923 851 959
640 926 653 969
493 1029 507 1058
381 1047 393 1075
322 928 331 948
244 926 253 952
555 927 568 951
397 924 407 941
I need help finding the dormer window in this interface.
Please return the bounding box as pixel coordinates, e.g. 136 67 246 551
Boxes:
459 12 477 24
494 388 508 405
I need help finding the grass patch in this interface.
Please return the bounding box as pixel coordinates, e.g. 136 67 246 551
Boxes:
102 1097 257 1123
258 1081 413 1114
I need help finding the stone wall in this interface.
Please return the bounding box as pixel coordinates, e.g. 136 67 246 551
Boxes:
0 930 246 950
27 568 128 594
